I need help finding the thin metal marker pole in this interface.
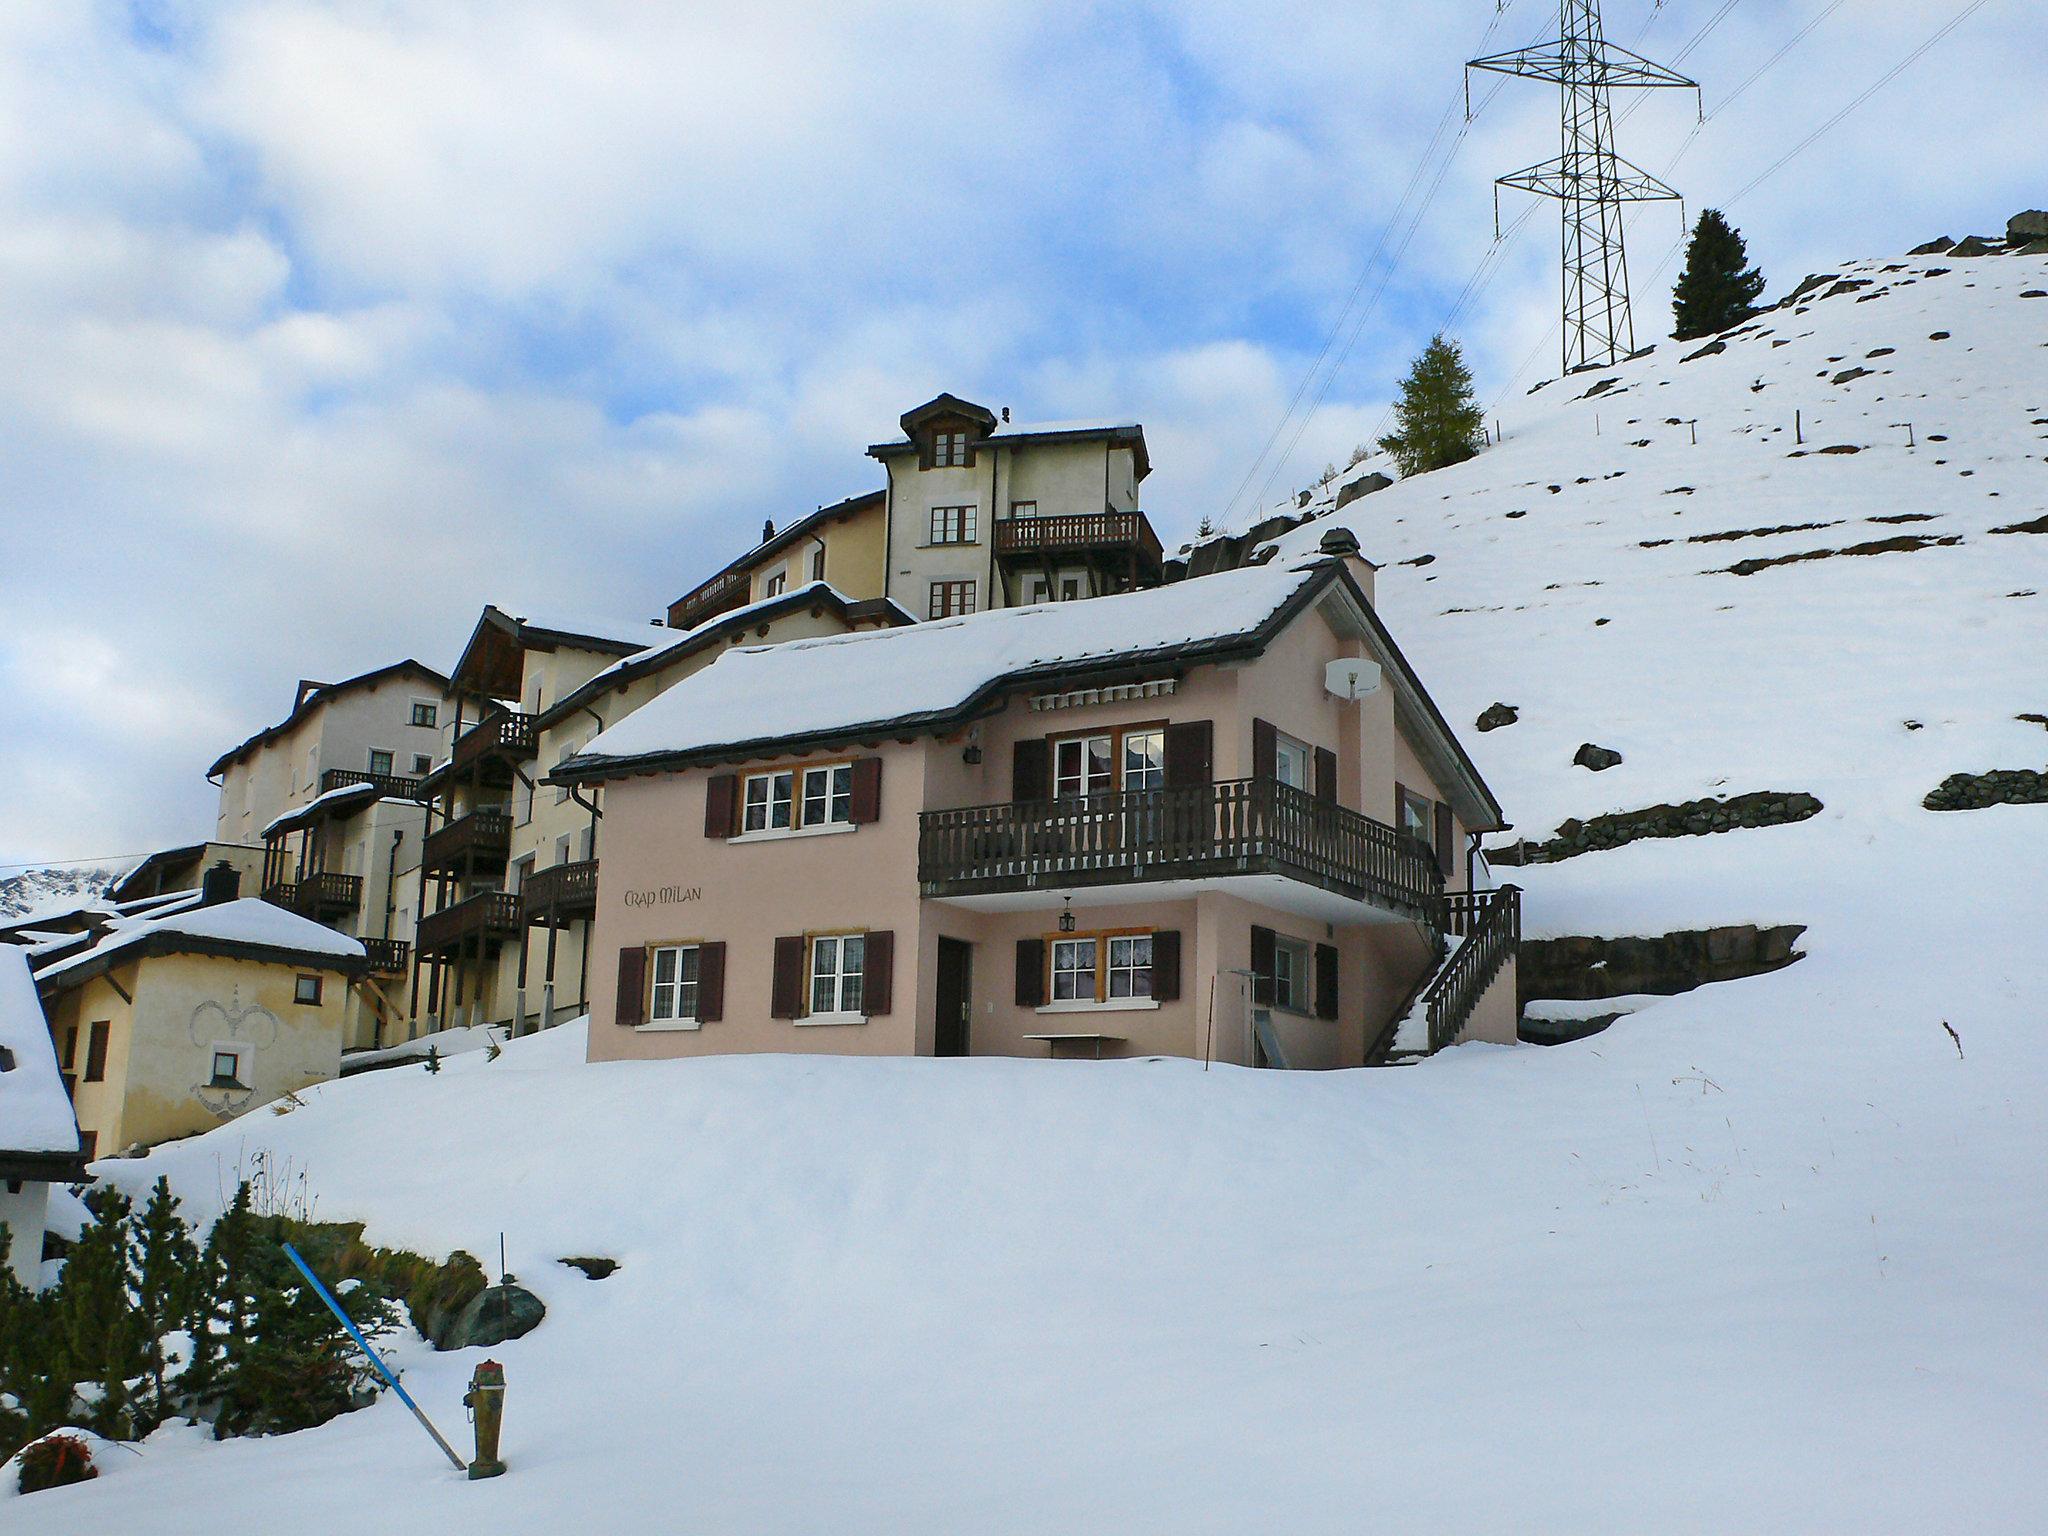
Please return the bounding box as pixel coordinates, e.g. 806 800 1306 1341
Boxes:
283 1243 468 1473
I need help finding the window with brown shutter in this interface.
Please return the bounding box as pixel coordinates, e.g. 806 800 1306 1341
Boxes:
696 942 726 1023
771 935 806 1018
864 931 894 1015
1315 746 1338 804
1015 937 1046 1006
1151 930 1183 1001
848 757 883 824
1163 720 1213 787
1434 802 1456 878
1012 739 1050 802
84 1021 110 1083
1315 944 1340 1020
615 947 647 1027
1249 927 1276 1006
705 773 737 838
1252 717 1278 780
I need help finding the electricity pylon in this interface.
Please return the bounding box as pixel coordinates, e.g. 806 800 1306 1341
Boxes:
1471 1 1698 374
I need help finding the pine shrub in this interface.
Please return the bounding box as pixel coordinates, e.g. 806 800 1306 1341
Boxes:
1377 334 1485 478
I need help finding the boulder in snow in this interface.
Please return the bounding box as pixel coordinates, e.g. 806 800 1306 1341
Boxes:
1573 743 1623 772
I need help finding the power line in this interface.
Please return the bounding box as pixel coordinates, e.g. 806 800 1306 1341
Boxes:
0 853 145 875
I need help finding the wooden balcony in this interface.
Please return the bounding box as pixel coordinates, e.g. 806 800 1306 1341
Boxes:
522 859 598 926
416 890 523 957
449 710 537 780
666 566 753 631
261 881 299 911
320 767 425 800
919 777 1443 921
422 807 513 874
295 870 362 919
993 511 1163 579
361 937 412 976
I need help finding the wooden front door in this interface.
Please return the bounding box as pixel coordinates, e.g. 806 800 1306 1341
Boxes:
935 938 972 1057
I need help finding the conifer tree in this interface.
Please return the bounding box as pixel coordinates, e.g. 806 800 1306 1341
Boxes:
1376 334 1485 478
51 1190 143 1439
185 1180 257 1408
1671 208 1767 340
129 1177 202 1427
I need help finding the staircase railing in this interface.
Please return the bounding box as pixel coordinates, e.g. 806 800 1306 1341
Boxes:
1421 885 1521 1054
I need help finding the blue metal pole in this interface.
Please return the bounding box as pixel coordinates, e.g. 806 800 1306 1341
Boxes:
283 1243 469 1472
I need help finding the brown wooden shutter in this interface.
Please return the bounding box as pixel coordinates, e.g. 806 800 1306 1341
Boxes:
1315 943 1340 1020
771 936 806 1018
705 773 737 838
863 930 894 1015
1163 721 1213 787
696 942 726 1023
1434 802 1456 877
1249 926 1276 1006
1252 718 1278 780
614 947 646 1028
1151 930 1182 1002
1012 738 1051 802
85 1021 111 1082
849 757 883 824
1314 746 1338 804
1015 937 1046 1006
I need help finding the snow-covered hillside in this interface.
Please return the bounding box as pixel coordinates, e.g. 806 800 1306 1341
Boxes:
10 248 2045 1534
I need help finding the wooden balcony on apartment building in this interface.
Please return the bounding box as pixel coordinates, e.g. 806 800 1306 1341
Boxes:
422 807 513 874
320 767 426 800
416 890 524 957
993 510 1163 583
522 858 598 926
448 710 538 780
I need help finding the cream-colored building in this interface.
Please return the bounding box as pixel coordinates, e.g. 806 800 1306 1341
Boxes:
31 871 365 1156
1 948 86 1289
259 783 427 1050
107 840 267 905
557 532 1519 1071
210 660 452 845
665 491 888 630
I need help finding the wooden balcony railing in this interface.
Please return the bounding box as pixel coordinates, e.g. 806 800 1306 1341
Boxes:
416 890 523 956
522 858 599 924
422 807 513 873
1424 886 1521 1053
667 567 753 631
449 711 537 774
320 767 426 800
261 881 299 911
294 870 362 917
361 937 412 976
919 777 1443 919
993 510 1163 567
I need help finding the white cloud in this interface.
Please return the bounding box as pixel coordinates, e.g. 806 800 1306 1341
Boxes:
0 0 2042 861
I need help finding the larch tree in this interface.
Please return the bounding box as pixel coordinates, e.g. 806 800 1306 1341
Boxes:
1671 208 1767 340
1377 334 1485 478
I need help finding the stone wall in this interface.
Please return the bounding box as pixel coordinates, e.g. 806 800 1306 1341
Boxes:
1520 924 1807 1005
1492 791 1822 864
1922 768 2047 812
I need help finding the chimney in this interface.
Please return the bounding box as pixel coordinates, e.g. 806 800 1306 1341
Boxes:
762 518 776 543
201 860 241 907
1317 525 1378 605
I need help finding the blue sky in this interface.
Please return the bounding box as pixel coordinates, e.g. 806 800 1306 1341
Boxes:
1 0 2040 867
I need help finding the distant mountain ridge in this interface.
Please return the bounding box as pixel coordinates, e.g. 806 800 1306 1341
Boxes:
0 864 123 922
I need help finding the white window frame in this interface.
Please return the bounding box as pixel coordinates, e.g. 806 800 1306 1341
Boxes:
1054 735 1114 800
1050 937 1097 1002
1121 729 1165 792
1273 732 1314 792
1271 936 1312 1014
734 762 859 841
1105 934 1155 1000
807 933 866 1021
647 944 702 1030
1038 929 1162 1014
800 764 853 828
743 770 795 833
928 504 977 545
763 570 788 598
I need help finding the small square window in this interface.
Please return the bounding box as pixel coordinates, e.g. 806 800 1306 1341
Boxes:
294 974 323 1005
801 764 853 827
411 701 439 728
209 1050 247 1088
764 571 788 598
1010 500 1038 519
931 430 971 467
412 753 433 775
928 505 976 545
367 749 394 776
1050 938 1098 1002
929 580 977 619
1107 935 1153 999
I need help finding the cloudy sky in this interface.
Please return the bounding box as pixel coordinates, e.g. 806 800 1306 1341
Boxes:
1 0 2038 870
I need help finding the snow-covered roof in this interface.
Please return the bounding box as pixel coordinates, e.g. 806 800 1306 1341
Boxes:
562 560 1329 775
0 947 82 1159
33 898 366 988
261 780 379 837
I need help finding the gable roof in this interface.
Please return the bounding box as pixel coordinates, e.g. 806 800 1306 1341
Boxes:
448 605 657 699
32 898 367 995
555 558 1503 830
538 581 914 734
898 392 999 437
663 489 885 628
208 660 450 778
0 947 84 1173
866 414 1151 480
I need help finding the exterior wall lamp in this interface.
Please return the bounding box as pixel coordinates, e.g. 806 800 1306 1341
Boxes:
962 744 982 765
1058 897 1075 934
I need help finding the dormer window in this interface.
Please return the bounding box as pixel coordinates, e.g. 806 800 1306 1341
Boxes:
932 430 971 467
